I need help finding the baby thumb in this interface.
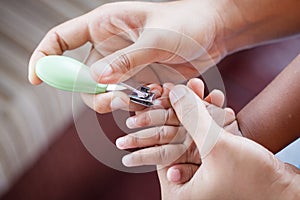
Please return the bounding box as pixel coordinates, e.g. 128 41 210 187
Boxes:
169 85 223 158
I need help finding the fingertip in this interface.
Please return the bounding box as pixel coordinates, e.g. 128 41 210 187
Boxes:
147 84 163 96
122 155 133 167
187 78 204 88
224 107 236 116
167 167 181 182
28 51 45 85
28 60 42 85
28 74 43 85
167 164 199 184
126 117 137 129
205 89 225 107
116 137 125 149
211 89 225 97
187 78 205 99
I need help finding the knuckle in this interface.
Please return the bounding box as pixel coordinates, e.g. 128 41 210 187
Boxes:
164 109 171 124
154 127 161 142
155 126 167 144
161 127 170 142
154 127 162 143
119 54 131 72
136 112 151 126
45 29 69 53
165 108 179 125
127 134 138 146
158 146 168 163
111 53 132 74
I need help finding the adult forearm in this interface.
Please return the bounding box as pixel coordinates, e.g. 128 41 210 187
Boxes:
217 0 300 53
237 54 300 153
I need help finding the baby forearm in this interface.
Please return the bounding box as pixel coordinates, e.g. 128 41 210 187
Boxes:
237 54 300 153
217 0 300 53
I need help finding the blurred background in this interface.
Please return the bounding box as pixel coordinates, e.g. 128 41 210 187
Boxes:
0 0 299 199
0 0 106 193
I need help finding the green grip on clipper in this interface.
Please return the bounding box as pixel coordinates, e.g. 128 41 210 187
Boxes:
36 55 107 94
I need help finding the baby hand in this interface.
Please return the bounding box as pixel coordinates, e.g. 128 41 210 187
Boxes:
116 79 241 168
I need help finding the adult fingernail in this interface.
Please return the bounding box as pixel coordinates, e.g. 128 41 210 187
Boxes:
169 86 187 104
111 97 128 110
126 117 136 128
167 168 181 182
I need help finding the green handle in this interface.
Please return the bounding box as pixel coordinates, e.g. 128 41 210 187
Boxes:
36 55 107 94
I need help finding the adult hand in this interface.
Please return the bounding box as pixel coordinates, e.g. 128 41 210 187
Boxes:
118 82 300 199
28 0 230 113
29 0 300 114
157 85 300 200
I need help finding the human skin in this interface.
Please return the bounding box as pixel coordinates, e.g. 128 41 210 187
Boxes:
222 0 300 154
28 0 300 111
29 0 229 114
120 84 300 200
237 54 300 153
116 79 241 168
28 0 300 168
117 56 300 181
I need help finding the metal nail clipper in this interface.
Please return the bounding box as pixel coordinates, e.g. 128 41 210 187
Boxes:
119 83 155 107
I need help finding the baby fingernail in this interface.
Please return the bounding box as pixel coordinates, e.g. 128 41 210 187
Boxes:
111 97 127 110
116 137 125 149
126 117 136 128
122 155 133 167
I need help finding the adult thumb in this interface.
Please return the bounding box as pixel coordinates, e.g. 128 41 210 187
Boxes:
169 85 223 158
90 41 166 84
